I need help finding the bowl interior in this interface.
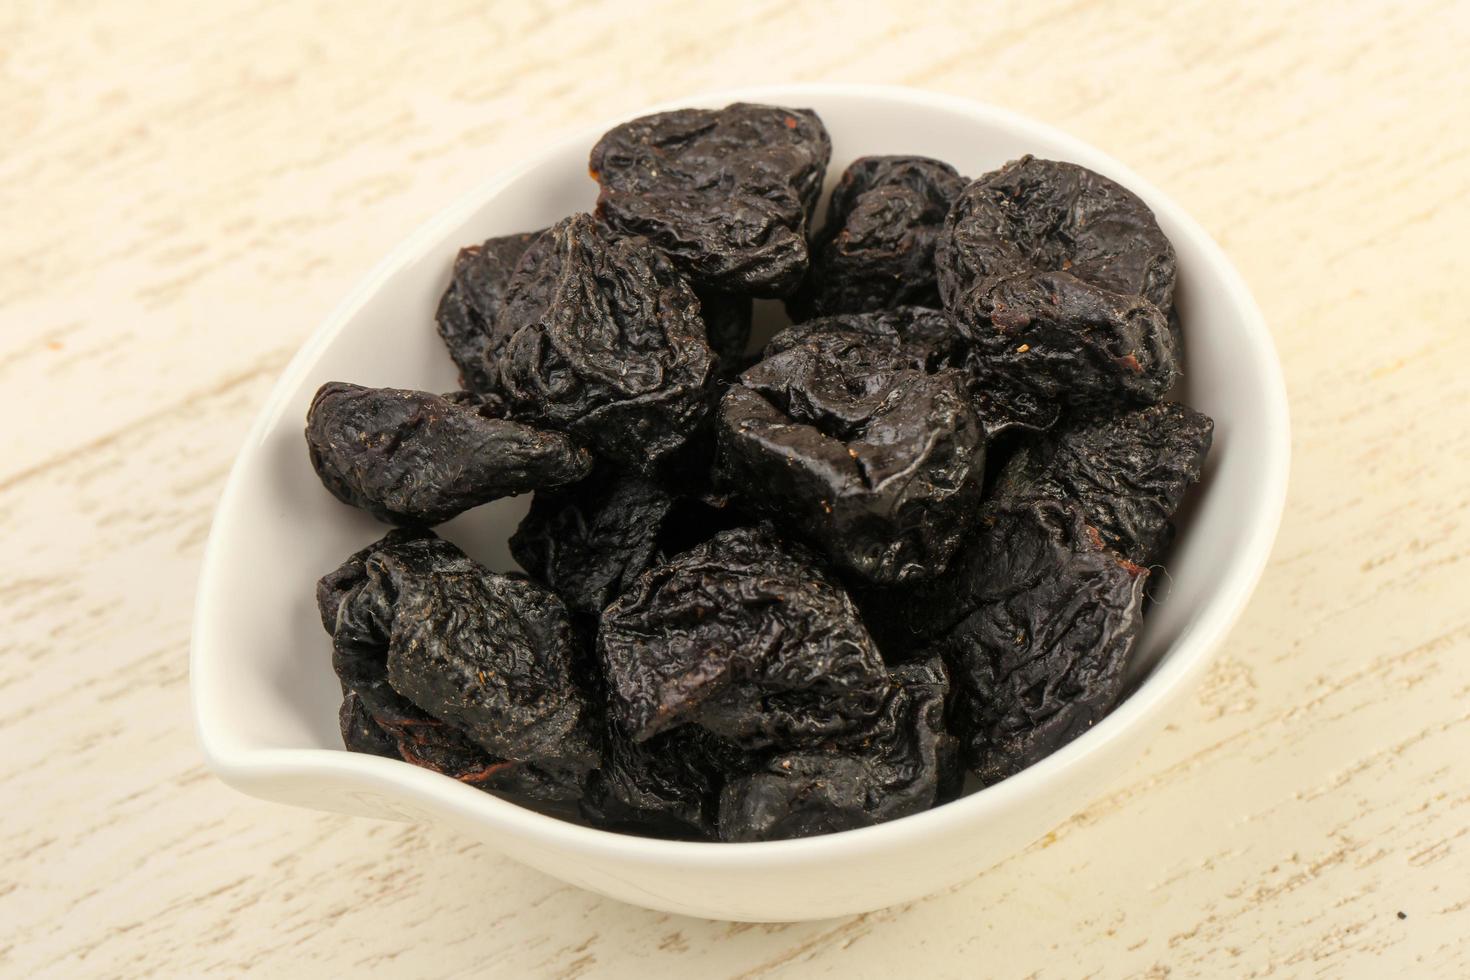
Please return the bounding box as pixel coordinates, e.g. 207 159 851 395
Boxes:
194 87 1286 830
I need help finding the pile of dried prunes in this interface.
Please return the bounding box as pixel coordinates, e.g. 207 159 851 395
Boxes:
305 103 1214 842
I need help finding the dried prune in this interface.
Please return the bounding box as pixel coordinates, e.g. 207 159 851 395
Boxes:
968 368 1063 439
306 382 592 525
344 690 587 808
921 500 1148 783
301 108 1227 840
434 229 544 393
717 308 985 583
994 402 1214 565
694 287 755 377
339 691 401 759
591 103 831 296
770 305 1056 441
936 157 1180 410
598 526 890 748
717 657 959 841
324 529 597 773
765 304 972 367
495 214 715 471
789 156 966 320
322 537 587 807
316 527 435 635
510 466 675 617
581 723 750 839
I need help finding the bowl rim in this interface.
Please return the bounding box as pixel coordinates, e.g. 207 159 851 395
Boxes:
192 82 1290 868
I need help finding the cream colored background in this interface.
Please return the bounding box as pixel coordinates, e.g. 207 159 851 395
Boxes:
3 1 1468 976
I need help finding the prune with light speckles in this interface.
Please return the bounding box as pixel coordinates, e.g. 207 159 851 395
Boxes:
717 309 985 584
936 157 1180 411
434 229 545 393
591 103 831 296
495 214 715 471
923 500 1148 783
510 467 675 617
324 530 597 774
789 156 966 321
598 526 890 748
306 382 592 525
717 657 959 841
994 402 1214 565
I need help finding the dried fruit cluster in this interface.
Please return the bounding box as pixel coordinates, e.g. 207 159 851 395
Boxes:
305 104 1213 841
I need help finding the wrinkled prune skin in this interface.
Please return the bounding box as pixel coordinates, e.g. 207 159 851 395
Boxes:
995 402 1214 565
717 657 959 841
339 691 401 759
936 157 1180 410
789 156 966 320
434 229 545 393
494 214 715 471
764 304 971 368
384 565 593 765
919 501 1148 783
305 382 592 525
510 467 676 617
771 306 1058 441
718 309 986 584
343 691 587 809
591 103 832 296
695 287 754 377
968 367 1064 440
323 530 598 774
598 526 890 748
316 527 436 635
581 722 751 839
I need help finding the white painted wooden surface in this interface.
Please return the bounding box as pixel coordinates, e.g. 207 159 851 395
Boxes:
3 1 1468 975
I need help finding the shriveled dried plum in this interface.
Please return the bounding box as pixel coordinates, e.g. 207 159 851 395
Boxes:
324 529 597 774
316 527 435 635
968 368 1063 439
581 722 750 839
306 382 592 525
351 691 587 810
718 657 959 841
764 304 970 367
434 229 544 393
718 308 985 583
591 103 831 296
323 538 588 808
598 526 890 748
994 402 1214 564
495 214 715 471
303 109 1226 841
936 157 1180 410
789 156 966 320
922 500 1148 783
339 691 401 759
510 466 675 617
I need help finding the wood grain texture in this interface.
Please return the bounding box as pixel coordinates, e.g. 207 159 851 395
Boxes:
3 0 1469 975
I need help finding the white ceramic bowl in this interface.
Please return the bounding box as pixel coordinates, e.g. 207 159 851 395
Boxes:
192 84 1289 922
